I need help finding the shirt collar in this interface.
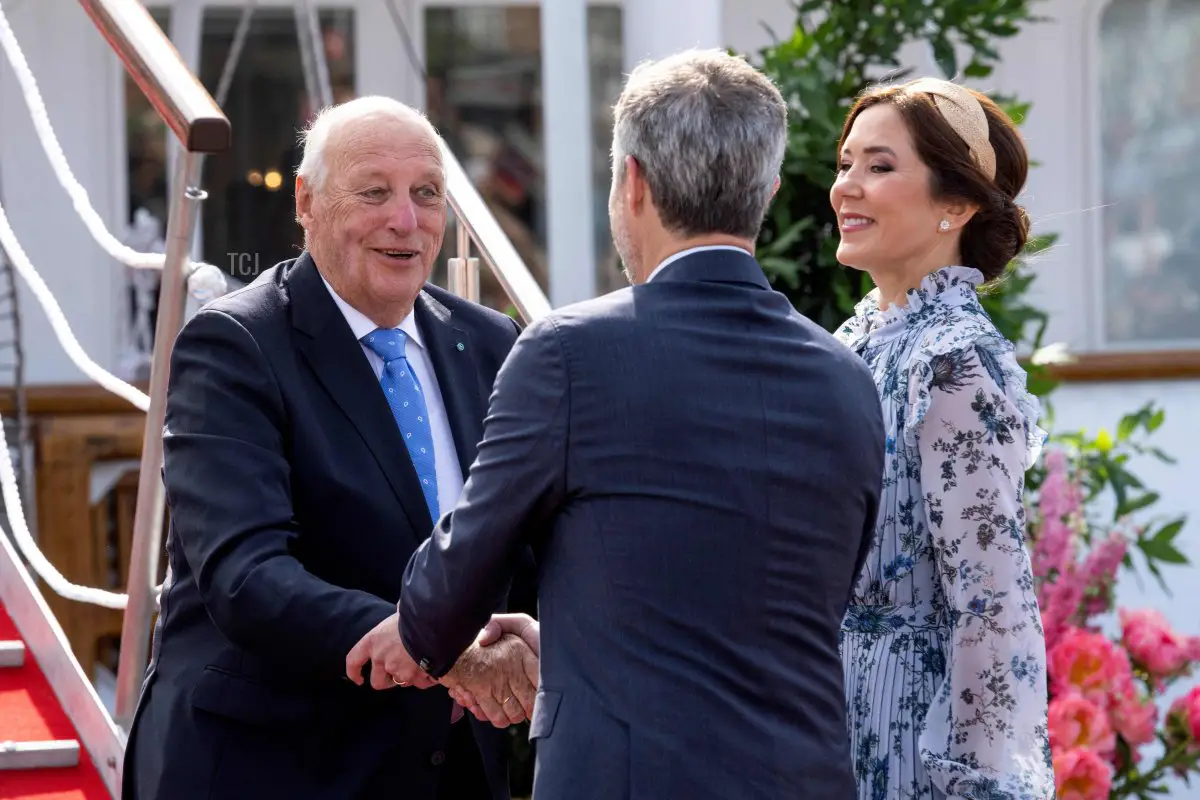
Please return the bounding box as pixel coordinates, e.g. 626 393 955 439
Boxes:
320 274 425 350
645 245 751 283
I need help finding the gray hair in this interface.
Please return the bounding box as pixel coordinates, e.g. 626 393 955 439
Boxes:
612 49 787 239
296 95 442 191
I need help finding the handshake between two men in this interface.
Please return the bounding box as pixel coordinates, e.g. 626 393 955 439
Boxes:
121 50 889 800
346 610 543 729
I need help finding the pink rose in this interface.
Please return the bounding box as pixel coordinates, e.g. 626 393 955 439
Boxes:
1049 628 1135 707
1168 686 1200 745
1109 690 1158 751
1048 693 1115 758
1120 608 1200 679
1053 748 1113 800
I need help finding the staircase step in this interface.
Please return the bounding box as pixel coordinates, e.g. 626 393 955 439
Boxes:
0 639 25 667
0 739 81 770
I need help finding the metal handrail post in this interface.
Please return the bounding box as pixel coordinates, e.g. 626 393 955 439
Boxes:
461 213 479 303
447 215 479 302
113 151 208 729
464 257 480 304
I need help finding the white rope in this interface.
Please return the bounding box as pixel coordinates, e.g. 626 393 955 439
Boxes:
0 200 172 607
0 409 129 608
0 197 149 411
0 0 227 302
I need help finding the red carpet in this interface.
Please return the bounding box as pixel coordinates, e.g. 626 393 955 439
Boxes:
0 605 110 800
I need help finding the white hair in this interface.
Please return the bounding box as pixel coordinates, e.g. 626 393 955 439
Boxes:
296 95 442 191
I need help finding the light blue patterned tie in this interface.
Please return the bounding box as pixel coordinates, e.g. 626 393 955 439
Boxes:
362 328 440 522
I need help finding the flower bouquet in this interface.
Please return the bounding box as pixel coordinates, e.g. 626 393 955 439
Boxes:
1028 407 1200 798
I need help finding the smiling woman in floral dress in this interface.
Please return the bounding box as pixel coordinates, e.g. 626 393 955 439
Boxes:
830 77 1056 799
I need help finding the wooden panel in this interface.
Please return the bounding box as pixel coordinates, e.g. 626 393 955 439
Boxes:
0 384 148 416
33 415 154 680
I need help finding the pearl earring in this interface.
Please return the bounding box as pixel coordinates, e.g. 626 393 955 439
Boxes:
938 219 951 232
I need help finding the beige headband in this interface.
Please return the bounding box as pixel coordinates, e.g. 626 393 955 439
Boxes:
905 78 996 181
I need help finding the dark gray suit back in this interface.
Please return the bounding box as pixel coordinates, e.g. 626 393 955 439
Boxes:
528 250 884 798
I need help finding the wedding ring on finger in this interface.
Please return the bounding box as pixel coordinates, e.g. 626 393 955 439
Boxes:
392 676 409 687
502 695 514 705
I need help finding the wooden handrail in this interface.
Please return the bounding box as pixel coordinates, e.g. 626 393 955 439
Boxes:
76 0 230 153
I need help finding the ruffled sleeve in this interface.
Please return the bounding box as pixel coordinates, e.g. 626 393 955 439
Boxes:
834 290 881 354
908 340 1055 798
904 332 1046 471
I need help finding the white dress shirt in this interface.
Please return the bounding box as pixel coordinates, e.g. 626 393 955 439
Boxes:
321 277 464 519
644 245 751 283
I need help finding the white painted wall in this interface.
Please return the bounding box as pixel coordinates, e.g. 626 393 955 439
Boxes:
623 0 723 69
723 0 797 58
984 0 1099 352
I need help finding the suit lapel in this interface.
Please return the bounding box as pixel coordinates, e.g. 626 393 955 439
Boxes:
288 254 433 535
415 292 486 479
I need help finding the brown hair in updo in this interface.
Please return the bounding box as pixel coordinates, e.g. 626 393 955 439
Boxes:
836 82 1031 282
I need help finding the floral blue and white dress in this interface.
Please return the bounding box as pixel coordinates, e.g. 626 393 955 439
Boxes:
834 266 1055 799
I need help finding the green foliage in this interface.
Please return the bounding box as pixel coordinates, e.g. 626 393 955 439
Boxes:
750 0 1050 334
1031 402 1190 593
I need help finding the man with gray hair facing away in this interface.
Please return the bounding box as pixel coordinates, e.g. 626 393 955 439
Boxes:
347 49 886 798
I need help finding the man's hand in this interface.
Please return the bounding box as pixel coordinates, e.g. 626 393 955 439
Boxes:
478 613 540 656
440 633 538 727
345 612 437 690
446 614 541 722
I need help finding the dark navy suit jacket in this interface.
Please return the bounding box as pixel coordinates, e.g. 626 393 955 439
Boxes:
400 249 885 799
123 253 525 800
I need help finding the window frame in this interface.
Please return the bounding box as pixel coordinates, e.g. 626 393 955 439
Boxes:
1071 0 1200 381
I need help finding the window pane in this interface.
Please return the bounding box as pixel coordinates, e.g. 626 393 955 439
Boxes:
425 6 624 312
1100 0 1200 346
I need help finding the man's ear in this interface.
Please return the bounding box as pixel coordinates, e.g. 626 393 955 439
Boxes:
623 155 647 214
769 175 780 200
295 175 314 228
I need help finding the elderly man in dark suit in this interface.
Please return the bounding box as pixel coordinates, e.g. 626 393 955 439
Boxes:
347 50 886 799
122 96 537 800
